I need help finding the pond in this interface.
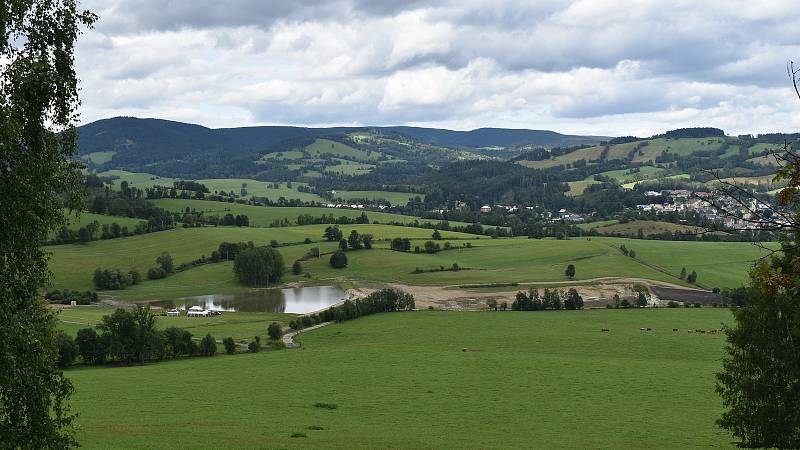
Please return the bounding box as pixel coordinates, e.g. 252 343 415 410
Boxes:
147 286 347 314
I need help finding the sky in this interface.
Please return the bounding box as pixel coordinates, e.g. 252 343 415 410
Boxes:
76 0 800 137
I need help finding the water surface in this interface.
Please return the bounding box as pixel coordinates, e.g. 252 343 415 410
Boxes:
148 286 346 314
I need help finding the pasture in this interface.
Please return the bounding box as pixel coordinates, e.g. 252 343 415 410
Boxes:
332 190 422 205
592 220 704 237
65 308 737 449
56 305 291 342
150 199 440 226
45 224 476 294
61 211 145 231
46 226 769 300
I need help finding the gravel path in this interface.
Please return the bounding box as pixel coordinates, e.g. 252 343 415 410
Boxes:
282 321 333 348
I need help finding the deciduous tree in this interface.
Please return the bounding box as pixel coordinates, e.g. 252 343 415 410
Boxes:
0 4 96 443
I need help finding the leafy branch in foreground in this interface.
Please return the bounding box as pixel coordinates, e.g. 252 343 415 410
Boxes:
713 62 800 448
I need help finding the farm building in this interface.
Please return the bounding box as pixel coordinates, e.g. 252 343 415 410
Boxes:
480 205 492 213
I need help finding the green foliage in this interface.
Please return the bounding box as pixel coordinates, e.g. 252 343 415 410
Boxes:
565 264 576 279
223 337 236 355
716 251 800 447
97 306 159 364
156 252 174 274
292 260 303 275
93 268 135 290
687 270 698 284
44 289 98 305
233 247 285 287
160 327 194 358
329 250 348 269
248 340 260 353
267 322 283 341
636 292 648 307
75 328 107 365
147 266 166 280
56 332 78 369
199 334 217 357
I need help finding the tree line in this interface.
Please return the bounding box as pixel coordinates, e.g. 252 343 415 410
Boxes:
511 288 585 311
288 288 415 330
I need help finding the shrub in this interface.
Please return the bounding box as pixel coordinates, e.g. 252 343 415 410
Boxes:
200 334 217 356
313 402 338 409
667 301 680 308
292 260 303 275
129 269 141 285
222 337 236 355
267 322 283 341
56 331 78 368
329 250 348 268
147 266 166 280
92 268 134 290
248 340 260 353
156 252 174 274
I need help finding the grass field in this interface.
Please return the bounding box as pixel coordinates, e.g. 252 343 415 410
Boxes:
196 179 325 203
62 211 145 231
65 308 737 449
333 190 422 205
149 199 432 227
56 305 291 342
566 179 601 196
297 237 767 289
98 171 327 202
324 162 375 175
98 169 178 189
45 224 476 294
592 220 704 237
81 151 116 165
596 165 664 183
46 228 769 298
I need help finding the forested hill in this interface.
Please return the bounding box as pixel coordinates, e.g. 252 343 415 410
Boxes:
379 126 608 148
76 116 609 165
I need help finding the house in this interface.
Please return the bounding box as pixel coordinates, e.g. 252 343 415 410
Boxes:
480 205 492 213
166 309 181 317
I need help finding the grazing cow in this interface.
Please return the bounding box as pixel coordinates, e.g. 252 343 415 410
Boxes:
646 328 652 331
601 328 610 332
640 328 645 331
673 328 678 332
688 330 694 333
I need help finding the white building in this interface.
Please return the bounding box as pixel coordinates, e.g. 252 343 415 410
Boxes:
480 205 492 213
187 305 210 317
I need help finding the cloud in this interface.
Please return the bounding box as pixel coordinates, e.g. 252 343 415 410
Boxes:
74 0 800 135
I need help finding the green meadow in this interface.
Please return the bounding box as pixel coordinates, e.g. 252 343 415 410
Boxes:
46 221 768 300
65 308 737 449
150 199 439 226
57 305 290 342
45 224 475 294
61 211 145 231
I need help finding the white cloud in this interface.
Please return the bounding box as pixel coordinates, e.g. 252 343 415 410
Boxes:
74 0 800 135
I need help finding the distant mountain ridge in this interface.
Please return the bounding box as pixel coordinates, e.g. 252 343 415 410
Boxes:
76 117 610 164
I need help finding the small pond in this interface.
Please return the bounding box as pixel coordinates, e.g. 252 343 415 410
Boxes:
148 286 347 314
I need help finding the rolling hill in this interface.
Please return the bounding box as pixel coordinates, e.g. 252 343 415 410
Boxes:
76 117 609 167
